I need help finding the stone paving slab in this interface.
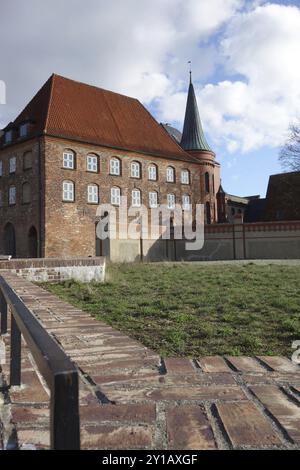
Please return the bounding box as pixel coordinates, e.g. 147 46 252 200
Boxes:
0 271 300 450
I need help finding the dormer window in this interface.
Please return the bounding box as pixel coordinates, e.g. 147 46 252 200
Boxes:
19 123 28 138
5 130 12 144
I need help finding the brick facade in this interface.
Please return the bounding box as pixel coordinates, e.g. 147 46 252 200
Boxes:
0 74 220 259
0 138 42 258
0 134 220 258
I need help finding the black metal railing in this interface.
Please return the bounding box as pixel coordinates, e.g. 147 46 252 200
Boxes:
0 275 80 450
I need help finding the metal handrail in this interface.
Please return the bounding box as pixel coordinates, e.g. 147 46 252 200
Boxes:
0 275 80 449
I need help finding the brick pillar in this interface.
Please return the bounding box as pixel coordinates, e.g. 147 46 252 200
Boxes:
233 214 245 260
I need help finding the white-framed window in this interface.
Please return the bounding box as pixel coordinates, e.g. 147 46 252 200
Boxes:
131 161 141 178
0 190 3 207
9 186 16 205
63 150 75 169
87 184 99 203
111 186 121 205
110 158 121 175
9 156 16 174
0 161 2 176
182 194 191 211
19 123 28 138
62 180 74 202
166 166 175 182
149 191 158 208
148 164 157 181
167 193 175 209
181 170 190 185
132 189 141 207
5 130 12 144
87 154 98 172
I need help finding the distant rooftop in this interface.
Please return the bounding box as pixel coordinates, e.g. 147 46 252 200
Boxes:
161 123 182 143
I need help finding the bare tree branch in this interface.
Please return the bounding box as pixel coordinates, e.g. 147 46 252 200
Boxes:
279 120 300 171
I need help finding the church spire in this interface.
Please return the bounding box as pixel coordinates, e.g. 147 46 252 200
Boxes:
180 73 212 153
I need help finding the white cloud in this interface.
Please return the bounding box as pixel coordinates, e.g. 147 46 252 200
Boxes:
0 0 243 123
1 0 299 158
159 2 300 154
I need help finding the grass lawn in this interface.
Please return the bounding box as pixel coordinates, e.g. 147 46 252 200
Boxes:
42 262 300 357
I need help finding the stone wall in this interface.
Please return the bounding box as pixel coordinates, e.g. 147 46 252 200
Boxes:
101 219 300 262
0 257 106 283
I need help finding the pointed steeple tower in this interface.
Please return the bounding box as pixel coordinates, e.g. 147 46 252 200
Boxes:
180 73 213 154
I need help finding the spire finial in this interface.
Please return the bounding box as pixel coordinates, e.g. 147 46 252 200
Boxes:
188 60 192 84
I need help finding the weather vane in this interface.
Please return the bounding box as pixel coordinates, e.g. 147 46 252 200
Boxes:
188 60 192 83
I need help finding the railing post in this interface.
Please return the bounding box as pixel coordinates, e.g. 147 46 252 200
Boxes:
10 315 21 386
50 370 80 450
0 290 8 334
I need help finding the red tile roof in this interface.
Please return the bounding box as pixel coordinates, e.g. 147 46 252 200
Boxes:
2 74 196 162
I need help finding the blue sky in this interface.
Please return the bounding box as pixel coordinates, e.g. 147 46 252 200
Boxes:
1 0 299 198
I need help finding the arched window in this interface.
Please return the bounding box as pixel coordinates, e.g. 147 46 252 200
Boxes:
62 180 74 201
110 157 121 175
87 184 99 204
181 169 190 185
131 161 141 178
148 164 157 181
166 166 175 183
132 188 141 207
87 154 99 172
28 226 38 258
22 182 31 204
205 172 210 193
149 191 158 208
111 186 121 205
182 194 191 211
63 149 75 169
3 222 16 257
23 151 32 170
167 193 175 209
206 201 211 224
231 207 235 216
9 186 16 205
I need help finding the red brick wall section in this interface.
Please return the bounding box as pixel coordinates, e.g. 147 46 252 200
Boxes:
43 136 207 257
0 138 42 257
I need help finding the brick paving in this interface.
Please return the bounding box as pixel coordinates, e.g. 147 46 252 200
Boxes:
0 271 300 450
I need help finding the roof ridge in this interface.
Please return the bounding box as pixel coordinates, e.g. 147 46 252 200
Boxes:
51 73 139 102
44 74 56 134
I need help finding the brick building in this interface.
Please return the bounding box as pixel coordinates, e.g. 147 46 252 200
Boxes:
263 171 300 221
216 171 300 224
0 73 220 258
